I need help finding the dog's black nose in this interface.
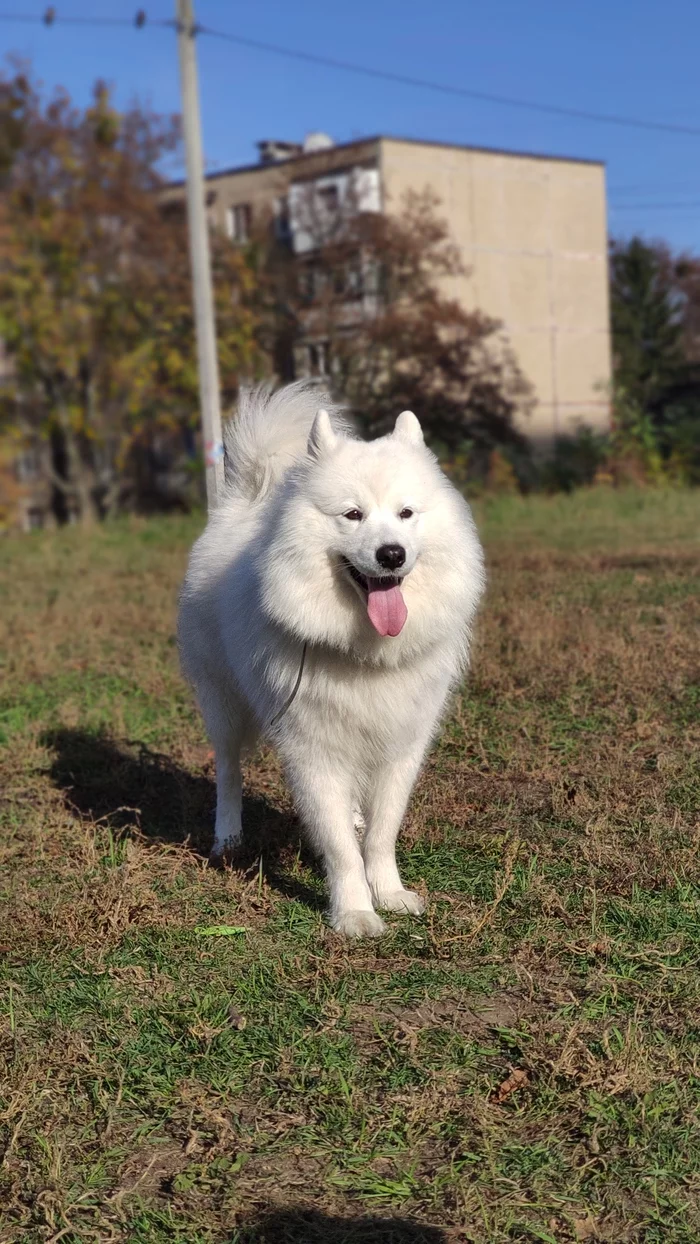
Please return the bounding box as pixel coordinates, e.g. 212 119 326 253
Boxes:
376 543 406 570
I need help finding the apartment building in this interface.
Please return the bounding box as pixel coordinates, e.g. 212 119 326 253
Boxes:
164 131 611 442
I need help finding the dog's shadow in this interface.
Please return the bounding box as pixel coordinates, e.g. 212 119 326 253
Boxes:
237 1209 447 1242
40 728 323 910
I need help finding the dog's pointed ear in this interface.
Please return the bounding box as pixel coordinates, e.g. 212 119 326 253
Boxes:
394 410 424 446
308 408 337 459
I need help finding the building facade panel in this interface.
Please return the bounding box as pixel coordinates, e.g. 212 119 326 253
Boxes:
379 137 611 442
554 329 611 415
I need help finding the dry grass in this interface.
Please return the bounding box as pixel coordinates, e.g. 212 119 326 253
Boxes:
1 489 699 1243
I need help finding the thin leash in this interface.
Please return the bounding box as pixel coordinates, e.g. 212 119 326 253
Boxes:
268 641 308 728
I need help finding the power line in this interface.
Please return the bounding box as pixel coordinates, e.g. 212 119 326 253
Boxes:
0 9 168 27
612 181 700 196
197 24 700 140
611 201 700 211
4 9 700 141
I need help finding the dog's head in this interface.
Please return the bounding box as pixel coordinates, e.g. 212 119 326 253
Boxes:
307 408 433 637
259 409 484 659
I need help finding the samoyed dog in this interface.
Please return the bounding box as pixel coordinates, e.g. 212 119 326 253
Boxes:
178 382 484 938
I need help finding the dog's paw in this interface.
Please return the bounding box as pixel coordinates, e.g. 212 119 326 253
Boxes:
330 909 386 939
374 889 426 915
208 838 241 868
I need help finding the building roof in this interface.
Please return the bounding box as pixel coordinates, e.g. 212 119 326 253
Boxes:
166 133 605 188
381 134 603 167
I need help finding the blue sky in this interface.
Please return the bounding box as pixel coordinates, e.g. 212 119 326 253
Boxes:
7 0 700 252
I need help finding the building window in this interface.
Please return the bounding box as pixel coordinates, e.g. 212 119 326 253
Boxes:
317 184 339 214
334 256 363 298
299 264 330 301
274 196 292 243
299 265 316 301
225 202 252 243
363 258 382 296
160 199 186 222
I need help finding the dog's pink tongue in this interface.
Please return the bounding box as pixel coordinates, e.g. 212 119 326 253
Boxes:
366 579 408 637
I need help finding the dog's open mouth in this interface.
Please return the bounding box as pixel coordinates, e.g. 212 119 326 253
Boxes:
342 559 408 638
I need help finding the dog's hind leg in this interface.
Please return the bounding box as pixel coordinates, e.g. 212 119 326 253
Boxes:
211 744 243 862
197 680 252 861
363 741 428 916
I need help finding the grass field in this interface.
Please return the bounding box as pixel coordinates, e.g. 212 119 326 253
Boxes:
1 487 699 1244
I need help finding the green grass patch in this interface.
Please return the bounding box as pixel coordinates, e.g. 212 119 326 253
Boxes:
1 487 700 1241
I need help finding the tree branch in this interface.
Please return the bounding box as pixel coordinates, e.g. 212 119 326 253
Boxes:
45 463 76 496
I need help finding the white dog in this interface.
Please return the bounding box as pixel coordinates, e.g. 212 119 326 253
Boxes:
178 382 484 937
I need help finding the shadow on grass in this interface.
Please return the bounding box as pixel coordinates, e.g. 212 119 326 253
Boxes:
41 727 323 909
237 1209 447 1243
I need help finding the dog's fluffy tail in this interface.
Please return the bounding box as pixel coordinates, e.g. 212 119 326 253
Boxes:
223 381 350 502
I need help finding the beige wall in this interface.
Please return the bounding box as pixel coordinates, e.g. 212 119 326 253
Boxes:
379 138 611 442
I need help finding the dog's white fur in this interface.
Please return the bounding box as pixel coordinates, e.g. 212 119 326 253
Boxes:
178 382 485 937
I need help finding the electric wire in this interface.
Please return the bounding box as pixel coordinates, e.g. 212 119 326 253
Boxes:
2 9 700 141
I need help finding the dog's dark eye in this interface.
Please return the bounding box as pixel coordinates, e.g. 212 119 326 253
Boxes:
399 507 414 520
344 509 363 522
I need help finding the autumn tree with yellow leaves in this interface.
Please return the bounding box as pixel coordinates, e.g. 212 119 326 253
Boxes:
0 69 262 524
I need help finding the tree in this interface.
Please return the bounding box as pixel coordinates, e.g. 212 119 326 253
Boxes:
609 236 700 482
609 236 686 413
0 69 262 524
0 63 32 184
255 184 533 472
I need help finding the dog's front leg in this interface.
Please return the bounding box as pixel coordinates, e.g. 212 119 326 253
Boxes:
286 756 385 938
363 740 429 916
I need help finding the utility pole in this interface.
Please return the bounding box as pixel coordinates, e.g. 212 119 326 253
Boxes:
175 0 224 507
